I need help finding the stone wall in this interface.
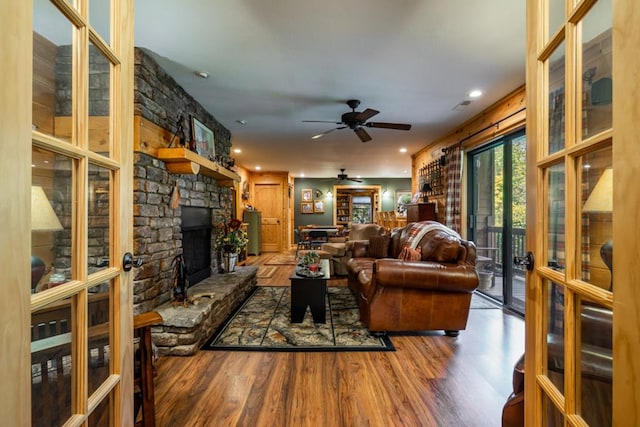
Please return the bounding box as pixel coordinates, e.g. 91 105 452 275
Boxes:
132 49 235 315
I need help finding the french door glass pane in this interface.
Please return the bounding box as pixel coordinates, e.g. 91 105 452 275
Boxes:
547 164 565 271
581 0 612 139
579 149 612 290
88 393 112 426
578 297 612 426
89 41 112 158
32 147 74 293
548 41 566 155
546 281 565 394
548 0 565 40
89 0 111 45
31 298 73 426
33 0 74 143
510 135 527 311
544 393 564 426
88 164 111 273
88 282 112 396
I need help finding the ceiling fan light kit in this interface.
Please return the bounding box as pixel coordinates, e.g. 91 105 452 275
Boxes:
303 99 412 142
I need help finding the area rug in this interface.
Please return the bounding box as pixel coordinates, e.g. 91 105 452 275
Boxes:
257 265 278 279
204 286 395 352
264 254 297 265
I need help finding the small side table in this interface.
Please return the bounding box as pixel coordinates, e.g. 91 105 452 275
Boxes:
289 259 330 323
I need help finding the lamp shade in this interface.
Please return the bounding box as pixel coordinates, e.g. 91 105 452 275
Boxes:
31 186 63 231
421 182 432 193
582 168 613 213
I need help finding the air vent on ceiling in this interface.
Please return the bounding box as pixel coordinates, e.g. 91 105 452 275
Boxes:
452 100 472 111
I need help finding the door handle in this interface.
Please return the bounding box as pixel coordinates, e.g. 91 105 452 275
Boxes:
122 252 143 271
513 251 534 271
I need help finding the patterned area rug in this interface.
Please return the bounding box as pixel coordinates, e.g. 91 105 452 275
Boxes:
257 265 277 278
264 254 297 265
204 286 395 352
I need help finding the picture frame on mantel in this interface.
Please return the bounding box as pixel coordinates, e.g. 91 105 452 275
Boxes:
191 116 215 160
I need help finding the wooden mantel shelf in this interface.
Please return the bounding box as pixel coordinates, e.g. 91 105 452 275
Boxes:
157 148 240 187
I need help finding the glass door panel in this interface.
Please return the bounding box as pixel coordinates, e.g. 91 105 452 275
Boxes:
468 130 526 312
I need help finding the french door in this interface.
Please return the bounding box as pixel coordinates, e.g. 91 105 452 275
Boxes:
0 1 134 425
468 130 526 313
525 0 639 424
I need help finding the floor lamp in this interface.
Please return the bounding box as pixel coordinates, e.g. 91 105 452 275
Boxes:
31 186 63 291
582 168 613 290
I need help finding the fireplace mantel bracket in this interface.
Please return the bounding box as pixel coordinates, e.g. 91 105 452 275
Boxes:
157 148 240 187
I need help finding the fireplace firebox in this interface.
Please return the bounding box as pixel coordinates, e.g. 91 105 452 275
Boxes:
181 207 212 285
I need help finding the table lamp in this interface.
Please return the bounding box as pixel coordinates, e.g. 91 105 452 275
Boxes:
31 186 63 290
582 168 613 290
420 182 432 203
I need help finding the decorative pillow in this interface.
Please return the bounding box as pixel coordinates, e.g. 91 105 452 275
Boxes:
368 234 390 258
397 245 422 261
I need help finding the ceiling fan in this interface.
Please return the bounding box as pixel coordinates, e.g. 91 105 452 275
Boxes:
303 99 412 143
336 169 362 183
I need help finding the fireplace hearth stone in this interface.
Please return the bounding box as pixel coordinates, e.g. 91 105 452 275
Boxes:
152 266 257 356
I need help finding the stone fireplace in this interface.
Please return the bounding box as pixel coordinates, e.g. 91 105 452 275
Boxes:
131 48 236 315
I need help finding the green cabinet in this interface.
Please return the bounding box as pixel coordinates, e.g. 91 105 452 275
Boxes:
243 210 262 256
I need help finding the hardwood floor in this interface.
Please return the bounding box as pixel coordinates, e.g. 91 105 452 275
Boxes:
153 252 525 426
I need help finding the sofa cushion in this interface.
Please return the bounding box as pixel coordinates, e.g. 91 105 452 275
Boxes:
368 234 390 258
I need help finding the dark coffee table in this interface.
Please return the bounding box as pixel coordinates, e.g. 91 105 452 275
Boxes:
289 259 330 323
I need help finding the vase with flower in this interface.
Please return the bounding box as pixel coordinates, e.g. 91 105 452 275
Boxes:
215 218 248 273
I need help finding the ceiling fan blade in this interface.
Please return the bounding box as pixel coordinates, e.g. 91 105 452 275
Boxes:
365 122 412 130
311 126 347 140
349 177 363 183
354 127 372 143
355 108 380 122
302 120 343 124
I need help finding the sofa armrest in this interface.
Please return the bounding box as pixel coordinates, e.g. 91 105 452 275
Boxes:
373 259 478 293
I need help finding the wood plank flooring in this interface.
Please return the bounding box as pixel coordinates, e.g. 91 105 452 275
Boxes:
153 252 525 426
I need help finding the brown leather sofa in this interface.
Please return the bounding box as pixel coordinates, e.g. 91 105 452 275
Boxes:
346 221 479 335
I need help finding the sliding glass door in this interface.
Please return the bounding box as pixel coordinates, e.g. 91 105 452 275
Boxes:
468 130 526 313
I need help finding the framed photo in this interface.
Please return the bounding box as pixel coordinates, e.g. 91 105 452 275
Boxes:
300 202 314 214
191 117 215 160
395 190 412 215
313 200 325 213
301 188 313 201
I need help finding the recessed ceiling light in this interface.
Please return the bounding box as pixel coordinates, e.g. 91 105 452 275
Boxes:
195 71 209 79
356 175 361 179
399 147 407 153
403 170 408 174
233 148 242 154
300 173 305 177
255 166 261 170
236 120 247 125
469 89 483 98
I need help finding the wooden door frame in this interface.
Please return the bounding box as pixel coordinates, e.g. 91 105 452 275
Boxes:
0 2 32 423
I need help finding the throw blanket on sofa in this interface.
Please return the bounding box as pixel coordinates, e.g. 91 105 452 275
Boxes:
404 221 461 250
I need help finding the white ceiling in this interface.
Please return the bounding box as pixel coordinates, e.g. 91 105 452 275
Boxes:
134 0 526 178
